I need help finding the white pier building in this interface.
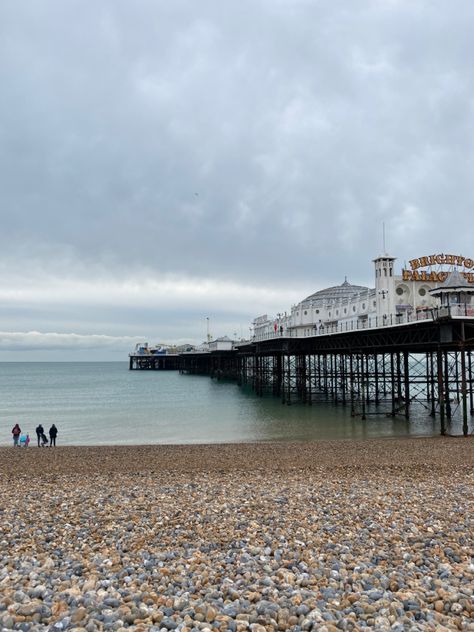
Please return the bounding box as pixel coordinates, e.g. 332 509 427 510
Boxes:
252 252 474 340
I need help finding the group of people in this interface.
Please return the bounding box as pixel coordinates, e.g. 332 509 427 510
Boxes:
11 423 58 447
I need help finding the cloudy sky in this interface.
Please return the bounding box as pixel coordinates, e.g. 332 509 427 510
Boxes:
1 0 474 360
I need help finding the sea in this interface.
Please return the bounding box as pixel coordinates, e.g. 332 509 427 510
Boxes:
0 362 470 446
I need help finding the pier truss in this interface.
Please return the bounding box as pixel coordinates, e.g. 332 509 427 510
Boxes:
129 354 180 370
236 318 474 436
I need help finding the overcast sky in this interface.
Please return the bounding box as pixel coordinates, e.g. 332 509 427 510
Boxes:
1 0 474 360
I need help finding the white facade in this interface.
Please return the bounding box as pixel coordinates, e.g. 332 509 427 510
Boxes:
252 252 474 340
208 336 234 351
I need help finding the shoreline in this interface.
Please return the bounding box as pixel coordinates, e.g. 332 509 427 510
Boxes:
1 435 472 477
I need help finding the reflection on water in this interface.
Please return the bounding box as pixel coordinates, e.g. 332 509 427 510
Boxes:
0 363 470 446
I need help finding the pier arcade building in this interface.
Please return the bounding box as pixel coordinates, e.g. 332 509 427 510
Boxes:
252 253 474 339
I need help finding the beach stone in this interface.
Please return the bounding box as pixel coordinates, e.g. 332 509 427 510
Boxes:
0 440 472 632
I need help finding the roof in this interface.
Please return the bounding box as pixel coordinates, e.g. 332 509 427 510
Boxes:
430 269 474 296
300 279 371 306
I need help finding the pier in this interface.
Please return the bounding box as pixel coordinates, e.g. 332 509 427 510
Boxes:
130 253 474 435
178 307 474 436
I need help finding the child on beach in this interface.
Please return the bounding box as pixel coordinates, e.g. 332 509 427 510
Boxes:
19 433 31 447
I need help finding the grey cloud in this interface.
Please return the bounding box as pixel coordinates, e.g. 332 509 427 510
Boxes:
1 1 474 352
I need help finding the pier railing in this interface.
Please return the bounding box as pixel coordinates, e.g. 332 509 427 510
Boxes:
249 304 474 342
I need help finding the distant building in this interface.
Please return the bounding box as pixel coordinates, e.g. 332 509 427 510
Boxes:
252 252 474 339
208 336 233 352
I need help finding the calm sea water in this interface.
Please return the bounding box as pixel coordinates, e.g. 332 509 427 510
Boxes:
0 362 469 446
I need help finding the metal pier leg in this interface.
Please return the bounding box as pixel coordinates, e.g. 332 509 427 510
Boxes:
454 351 460 402
360 354 366 420
350 353 355 417
403 351 410 420
437 347 446 435
365 355 370 404
396 352 403 406
281 355 286 404
444 351 452 420
255 355 261 396
323 355 329 397
340 355 346 406
307 355 313 405
382 353 387 396
374 353 379 405
469 351 474 415
390 353 396 417
286 355 292 405
429 352 436 417
300 354 307 404
461 349 469 436
425 351 431 402
274 353 282 398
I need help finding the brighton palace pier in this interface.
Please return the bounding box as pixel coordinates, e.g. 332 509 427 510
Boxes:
252 253 474 340
133 252 474 436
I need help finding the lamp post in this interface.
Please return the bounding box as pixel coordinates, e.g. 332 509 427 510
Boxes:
379 289 388 326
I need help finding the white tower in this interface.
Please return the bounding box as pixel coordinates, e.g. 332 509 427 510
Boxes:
373 254 396 322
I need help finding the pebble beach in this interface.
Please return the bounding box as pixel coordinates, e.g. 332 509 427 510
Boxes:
0 437 473 632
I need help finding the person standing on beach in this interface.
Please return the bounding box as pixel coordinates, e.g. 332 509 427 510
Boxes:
49 424 58 447
36 424 44 447
12 424 21 447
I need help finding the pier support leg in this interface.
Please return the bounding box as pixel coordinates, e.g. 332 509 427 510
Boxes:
461 349 469 436
403 351 410 420
437 348 446 435
444 351 452 421
390 353 396 417
360 354 366 420
350 354 355 417
374 354 379 405
429 352 436 417
469 351 474 415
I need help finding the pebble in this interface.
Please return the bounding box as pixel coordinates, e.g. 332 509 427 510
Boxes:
0 439 472 631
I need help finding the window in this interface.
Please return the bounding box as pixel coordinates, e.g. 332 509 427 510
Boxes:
396 287 404 296
419 288 426 296
304 310 307 315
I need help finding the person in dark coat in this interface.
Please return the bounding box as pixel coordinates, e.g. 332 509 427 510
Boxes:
49 424 58 447
12 424 21 447
36 424 44 447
